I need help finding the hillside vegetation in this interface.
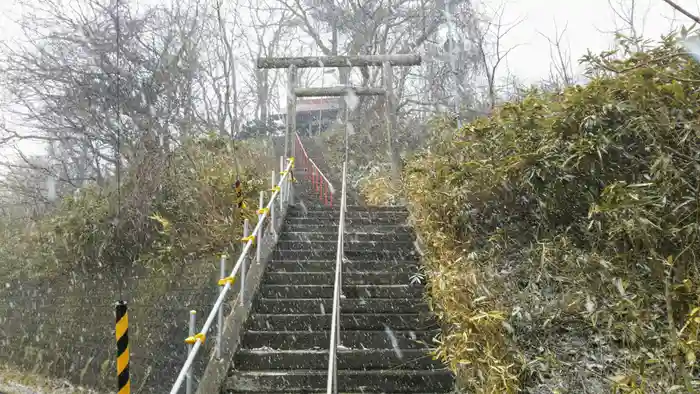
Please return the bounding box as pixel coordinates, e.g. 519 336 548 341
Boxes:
395 34 700 393
2 134 268 279
0 134 269 391
244 31 700 393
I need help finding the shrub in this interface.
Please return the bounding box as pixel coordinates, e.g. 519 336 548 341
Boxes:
2 133 266 279
398 33 700 393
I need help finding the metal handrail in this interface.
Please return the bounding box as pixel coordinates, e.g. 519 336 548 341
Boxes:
326 161 348 394
295 132 335 205
168 157 296 394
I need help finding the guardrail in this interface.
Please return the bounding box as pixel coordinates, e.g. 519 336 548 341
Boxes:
169 156 296 394
295 132 335 206
325 161 348 394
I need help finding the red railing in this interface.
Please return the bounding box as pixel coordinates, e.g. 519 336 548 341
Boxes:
294 133 335 206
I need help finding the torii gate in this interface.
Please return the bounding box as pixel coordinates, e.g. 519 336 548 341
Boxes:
256 54 422 184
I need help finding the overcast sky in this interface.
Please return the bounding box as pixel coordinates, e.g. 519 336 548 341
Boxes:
0 0 698 157
499 0 700 83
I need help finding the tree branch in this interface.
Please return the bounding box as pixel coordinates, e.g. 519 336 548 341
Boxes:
660 0 700 25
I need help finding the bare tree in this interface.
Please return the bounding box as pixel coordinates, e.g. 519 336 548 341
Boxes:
410 1 484 119
660 0 700 25
212 0 241 138
242 0 294 125
597 0 652 53
0 0 210 211
275 0 481 112
538 20 575 90
465 1 523 110
609 0 648 42
273 0 486 170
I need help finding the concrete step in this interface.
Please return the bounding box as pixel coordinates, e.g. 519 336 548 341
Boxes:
295 192 338 204
246 313 438 331
259 284 424 299
294 201 335 210
280 231 414 242
295 181 336 191
287 210 409 220
266 259 419 273
286 216 408 225
263 271 417 286
234 348 442 370
276 240 415 250
223 369 453 392
254 298 429 314
294 188 334 197
294 183 336 193
289 205 407 213
241 329 438 350
283 223 410 233
226 392 442 394
293 187 333 196
271 249 419 261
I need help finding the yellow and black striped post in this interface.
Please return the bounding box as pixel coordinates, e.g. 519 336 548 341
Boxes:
115 301 130 394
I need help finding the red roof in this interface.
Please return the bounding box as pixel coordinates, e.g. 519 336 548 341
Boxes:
296 97 340 112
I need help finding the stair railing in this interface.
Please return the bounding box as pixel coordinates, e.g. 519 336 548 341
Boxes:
168 156 296 394
326 161 348 394
294 132 335 206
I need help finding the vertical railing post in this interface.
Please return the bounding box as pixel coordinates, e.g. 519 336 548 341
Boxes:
256 191 264 264
333 348 338 394
279 156 285 206
270 170 277 236
241 219 249 306
287 161 293 206
289 160 295 207
216 254 226 359
186 310 196 394
312 166 316 190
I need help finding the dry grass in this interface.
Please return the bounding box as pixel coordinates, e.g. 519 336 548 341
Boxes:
0 363 100 394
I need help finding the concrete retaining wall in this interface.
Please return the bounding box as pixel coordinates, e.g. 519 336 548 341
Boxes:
0 258 228 393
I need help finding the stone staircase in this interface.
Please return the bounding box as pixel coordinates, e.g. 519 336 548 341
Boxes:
221 154 454 392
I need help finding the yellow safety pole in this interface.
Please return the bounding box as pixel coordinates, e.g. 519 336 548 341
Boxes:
115 301 130 394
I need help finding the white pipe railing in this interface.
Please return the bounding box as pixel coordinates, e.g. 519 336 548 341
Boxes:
326 161 348 394
169 156 295 394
